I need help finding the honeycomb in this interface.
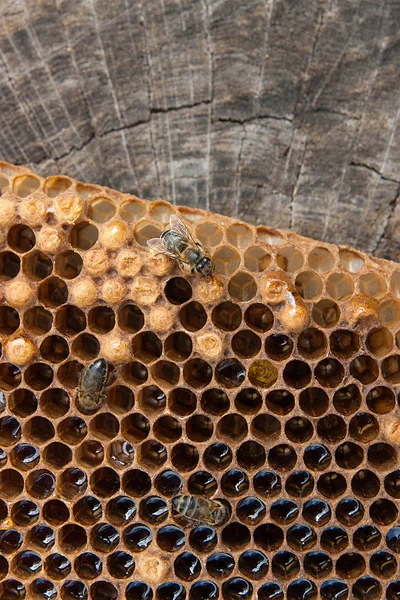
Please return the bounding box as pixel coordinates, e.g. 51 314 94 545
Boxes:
0 161 400 600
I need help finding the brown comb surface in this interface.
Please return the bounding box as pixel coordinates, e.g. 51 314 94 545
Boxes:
0 161 400 600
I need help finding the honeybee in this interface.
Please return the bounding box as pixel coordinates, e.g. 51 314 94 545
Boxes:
147 215 214 277
171 494 229 526
76 358 108 414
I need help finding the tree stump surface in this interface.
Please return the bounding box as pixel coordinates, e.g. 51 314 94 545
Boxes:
0 0 399 260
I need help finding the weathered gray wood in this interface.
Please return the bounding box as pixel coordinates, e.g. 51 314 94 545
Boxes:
0 0 399 260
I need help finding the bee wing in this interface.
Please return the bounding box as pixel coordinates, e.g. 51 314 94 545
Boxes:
169 215 197 245
147 237 179 259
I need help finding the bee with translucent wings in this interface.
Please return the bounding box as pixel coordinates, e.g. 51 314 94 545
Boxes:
172 494 229 526
147 215 214 277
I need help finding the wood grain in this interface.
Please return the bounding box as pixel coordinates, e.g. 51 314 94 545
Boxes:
0 0 399 260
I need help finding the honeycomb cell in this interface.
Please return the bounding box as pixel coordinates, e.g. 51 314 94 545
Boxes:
295 271 323 299
165 332 192 361
170 388 197 416
265 333 293 360
336 497 364 527
90 581 118 600
212 302 241 331
351 470 380 498
248 360 278 388
203 442 232 471
269 444 297 471
253 470 281 497
266 389 294 415
237 440 267 468
317 472 347 498
277 247 303 271
271 550 300 579
244 246 271 272
228 272 257 302
270 499 298 525
0 363 22 390
184 359 212 388
0 306 20 334
8 224 36 253
333 384 361 415
189 526 217 553
154 416 182 443
231 330 261 358
283 360 312 389
353 525 381 551
299 387 329 416
38 276 68 307
23 250 53 280
285 471 314 498
313 299 340 327
235 388 261 414
285 416 313 443
244 303 273 332
258 583 284 600
213 246 241 275
0 250 20 280
217 414 248 442
61 580 88 600
122 469 151 497
366 386 395 414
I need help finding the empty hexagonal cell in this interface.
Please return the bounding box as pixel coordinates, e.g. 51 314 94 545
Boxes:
277 247 304 272
226 223 253 249
165 277 192 304
55 250 83 279
9 389 38 418
23 250 53 280
88 196 116 222
228 272 257 302
380 299 400 330
119 197 146 221
13 174 41 197
132 332 162 363
121 362 148 386
24 363 53 391
326 272 354 301
0 306 20 335
339 248 364 272
70 222 99 250
38 276 68 308
212 246 241 275
183 359 212 388
122 468 151 497
134 220 162 246
23 306 52 335
118 303 144 333
201 388 229 416
359 272 387 298
43 175 72 197
44 442 72 469
243 246 271 272
57 360 84 390
8 224 36 253
0 468 24 499
171 443 199 472
138 440 167 469
366 326 393 357
196 222 223 247
308 247 335 273
295 271 323 299
149 201 175 224
40 335 69 363
153 416 182 443
0 251 20 280
58 416 87 445
71 332 100 361
25 416 55 444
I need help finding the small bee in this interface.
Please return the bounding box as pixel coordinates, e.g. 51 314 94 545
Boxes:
76 358 108 414
171 494 229 527
147 215 214 277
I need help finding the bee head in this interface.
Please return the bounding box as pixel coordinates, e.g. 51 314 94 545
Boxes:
196 257 214 277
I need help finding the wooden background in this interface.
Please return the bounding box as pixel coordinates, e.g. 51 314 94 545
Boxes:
0 0 399 260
